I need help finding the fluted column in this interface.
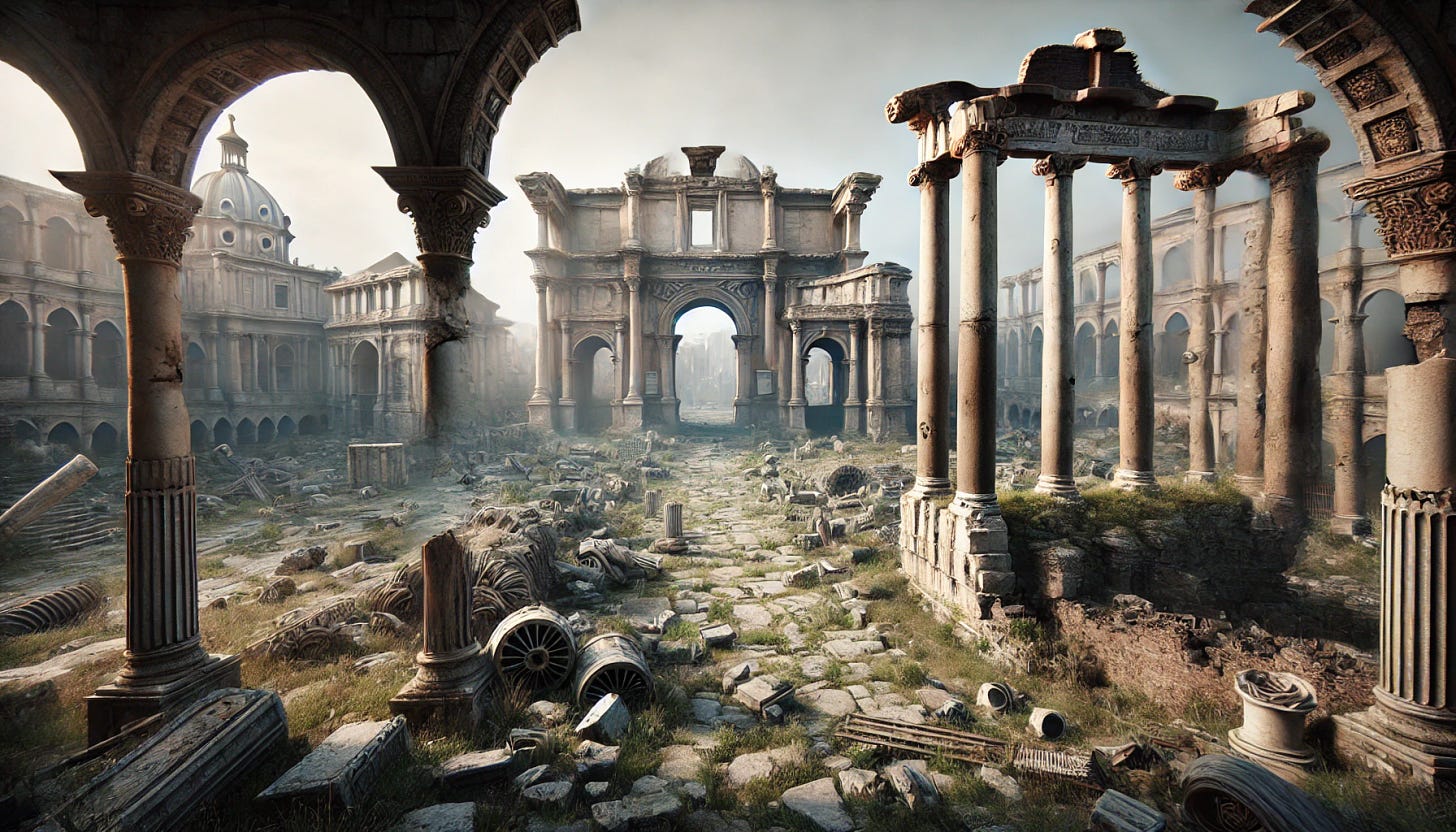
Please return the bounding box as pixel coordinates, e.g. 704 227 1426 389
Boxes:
621 251 645 427
844 321 863 433
1330 211 1369 536
865 318 887 439
53 171 239 743
1257 134 1328 528
1109 159 1162 492
527 274 553 427
613 321 627 405
788 320 806 429
762 256 779 368
910 158 958 496
1175 166 1228 482
1033 154 1086 498
375 167 503 446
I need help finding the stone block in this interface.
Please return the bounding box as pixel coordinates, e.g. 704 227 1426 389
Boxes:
591 790 683 832
781 777 853 832
837 767 880 799
390 802 476 832
973 553 1013 573
726 746 802 787
884 760 939 810
1090 789 1167 831
259 716 410 808
977 570 1016 595
522 780 573 806
655 639 702 664
977 765 1023 801
58 688 285 832
734 674 793 714
437 748 518 787
575 740 619 779
699 623 737 648
575 692 630 743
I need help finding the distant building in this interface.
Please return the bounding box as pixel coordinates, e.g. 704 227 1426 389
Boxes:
0 118 519 452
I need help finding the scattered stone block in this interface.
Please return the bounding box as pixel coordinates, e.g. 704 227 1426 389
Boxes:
796 533 823 549
978 765 1023 802
726 746 802 787
258 577 296 603
699 622 736 648
528 699 568 726
833 583 858 600
781 777 853 832
54 688 286 832
619 597 673 630
522 780 573 807
1090 789 1168 831
732 604 773 629
259 716 409 808
655 639 702 664
390 802 475 832
823 639 883 660
801 688 857 718
575 692 630 743
315 521 342 532
837 767 881 799
575 740 619 779
584 781 611 799
690 697 722 723
763 703 786 723
721 662 753 694
514 764 556 791
934 700 970 723
276 545 327 575
509 728 550 751
844 546 874 564
885 760 939 810
591 790 683 832
787 564 821 587
437 748 517 787
735 674 793 715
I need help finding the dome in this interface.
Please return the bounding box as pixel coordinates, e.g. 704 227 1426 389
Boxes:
642 146 760 180
190 115 291 260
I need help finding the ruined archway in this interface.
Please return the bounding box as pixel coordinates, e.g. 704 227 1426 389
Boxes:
1361 288 1416 374
804 337 848 436
184 342 206 390
277 415 296 439
0 204 23 261
90 421 118 455
570 334 616 434
1156 312 1190 382
0 300 28 377
257 417 275 444
46 421 79 450
40 216 75 270
672 304 740 428
44 307 78 379
236 418 256 445
1074 321 1097 381
350 341 379 434
93 320 123 388
190 420 209 449
213 418 234 446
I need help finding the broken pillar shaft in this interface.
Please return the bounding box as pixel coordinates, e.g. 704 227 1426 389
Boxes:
0 453 99 540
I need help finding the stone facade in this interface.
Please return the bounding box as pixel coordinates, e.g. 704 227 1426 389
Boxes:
0 123 522 453
518 146 912 437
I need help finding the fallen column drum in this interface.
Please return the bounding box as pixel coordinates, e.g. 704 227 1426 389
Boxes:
573 632 655 709
486 604 577 695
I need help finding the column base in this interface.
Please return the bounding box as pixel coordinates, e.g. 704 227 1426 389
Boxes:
1259 493 1306 530
619 399 645 429
843 400 863 434
557 398 578 432
1329 513 1372 536
1112 468 1159 492
86 652 242 744
949 494 1013 620
787 402 806 430
389 652 495 731
1228 727 1318 785
1033 474 1081 500
527 398 554 428
1185 470 1217 484
1232 473 1264 496
909 477 952 499
1331 702 1456 788
733 399 750 427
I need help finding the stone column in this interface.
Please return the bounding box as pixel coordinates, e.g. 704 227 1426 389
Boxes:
1033 154 1086 498
613 320 627 405
1094 261 1109 377
621 252 645 427
1175 166 1228 482
788 320 806 429
948 121 1011 619
1330 211 1369 536
1109 159 1162 492
375 167 503 446
78 305 94 398
527 274 553 427
910 158 958 496
866 319 888 439
732 334 752 427
1234 200 1271 493
1257 134 1328 528
557 323 575 433
53 171 240 744
664 502 684 539
225 331 242 395
29 296 47 394
762 256 779 369
844 321 863 433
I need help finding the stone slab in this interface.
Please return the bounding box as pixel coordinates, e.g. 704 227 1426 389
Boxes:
390 802 476 832
437 748 518 787
781 777 853 832
259 716 409 808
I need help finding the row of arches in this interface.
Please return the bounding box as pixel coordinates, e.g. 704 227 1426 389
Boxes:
0 300 125 383
193 414 326 448
0 205 91 271
12 419 119 454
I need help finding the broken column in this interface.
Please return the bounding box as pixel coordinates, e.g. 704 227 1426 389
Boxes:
1256 133 1328 528
53 171 241 744
1234 201 1271 494
1033 153 1085 499
1174 166 1227 483
664 502 684 539
0 453 99 539
1328 210 1370 535
909 158 957 497
1109 158 1161 492
1227 670 1318 783
374 166 504 445
788 320 806 429
390 530 494 728
347 442 408 489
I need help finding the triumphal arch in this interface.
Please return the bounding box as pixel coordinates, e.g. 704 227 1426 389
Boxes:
517 146 912 437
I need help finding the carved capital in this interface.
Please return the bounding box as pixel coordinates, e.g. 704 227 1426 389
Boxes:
790 320 801 334
1032 154 1087 180
760 166 778 199
623 250 642 280
374 166 505 259
1347 153 1456 260
1106 158 1164 182
908 157 962 187
951 127 1009 160
1173 164 1231 192
531 274 549 293
1253 131 1330 191
50 171 199 264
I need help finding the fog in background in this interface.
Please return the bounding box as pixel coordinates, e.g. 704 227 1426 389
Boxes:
0 0 1352 336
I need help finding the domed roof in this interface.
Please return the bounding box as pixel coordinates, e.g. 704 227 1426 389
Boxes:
192 115 288 231
642 146 760 180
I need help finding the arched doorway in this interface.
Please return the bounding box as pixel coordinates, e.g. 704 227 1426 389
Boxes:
257 417 276 443
350 341 379 433
571 335 616 434
190 420 209 449
1158 244 1191 292
0 205 23 261
47 421 79 450
1074 321 1097 381
1156 312 1190 383
184 342 206 390
1029 328 1044 379
673 305 739 428
213 418 234 446
278 415 296 438
93 320 124 387
41 217 75 270
236 418 256 445
1362 290 1416 375
0 300 28 376
804 337 848 436
45 307 79 379
298 414 319 435
91 422 119 455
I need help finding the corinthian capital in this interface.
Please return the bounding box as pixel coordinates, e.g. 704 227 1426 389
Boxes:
907 157 962 187
1346 151 1456 261
50 171 200 263
1106 158 1164 182
1172 164 1231 192
1032 155 1087 179
951 127 1008 160
1253 130 1331 191
374 166 505 259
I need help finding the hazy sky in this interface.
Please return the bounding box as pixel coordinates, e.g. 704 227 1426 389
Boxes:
0 0 1351 335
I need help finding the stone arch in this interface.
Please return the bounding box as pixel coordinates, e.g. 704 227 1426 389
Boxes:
350 340 380 433
0 203 24 261
41 216 75 270
257 417 275 443
1156 312 1190 380
571 333 615 433
298 414 319 435
1363 432 1387 514
1008 404 1023 427
1103 262 1121 299
46 421 80 450
0 33 125 174
1074 321 1097 380
1360 288 1416 373
1158 243 1191 291
236 418 256 445
90 421 119 455
13 419 40 445
804 336 848 435
1029 327 1044 379
45 307 79 379
213 418 234 446
1077 269 1096 303
660 291 752 340
184 341 206 390
277 415 296 438
190 419 209 449
93 320 124 387
0 300 29 376
1100 319 1120 379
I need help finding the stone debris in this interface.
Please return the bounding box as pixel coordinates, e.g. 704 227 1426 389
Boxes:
437 748 518 787
513 763 557 791
528 699 568 726
258 716 409 808
390 802 476 832
884 760 940 810
575 740 619 779
726 746 803 788
257 576 297 603
590 777 685 832
977 765 1023 802
0 579 105 636
522 780 574 806
837 767 881 799
722 661 753 694
575 691 630 743
699 622 736 648
275 544 327 575
1090 789 1167 831
734 674 793 715
781 777 854 832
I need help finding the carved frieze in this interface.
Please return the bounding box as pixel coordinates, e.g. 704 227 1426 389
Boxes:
1347 155 1456 260
1338 64 1396 110
1365 111 1420 160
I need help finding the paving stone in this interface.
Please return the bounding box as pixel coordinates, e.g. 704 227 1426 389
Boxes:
846 684 871 700
735 674 793 714
514 764 556 791
781 777 853 832
691 697 723 723
522 780 573 806
800 655 829 680
699 622 737 648
732 604 773 629
657 744 701 780
437 748 517 787
801 688 857 717
619 597 673 630
390 802 476 832
822 755 853 772
726 746 802 787
590 790 684 832
259 716 409 808
823 639 884 659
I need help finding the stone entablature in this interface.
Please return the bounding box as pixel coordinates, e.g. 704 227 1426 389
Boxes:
518 146 912 437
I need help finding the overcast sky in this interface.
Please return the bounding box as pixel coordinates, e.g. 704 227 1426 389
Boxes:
0 0 1352 335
